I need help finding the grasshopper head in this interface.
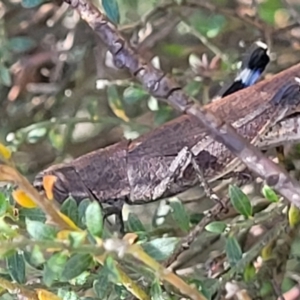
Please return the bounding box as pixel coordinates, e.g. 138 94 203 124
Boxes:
33 164 91 203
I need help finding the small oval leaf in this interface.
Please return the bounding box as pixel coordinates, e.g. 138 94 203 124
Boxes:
78 198 91 228
60 197 78 225
9 37 37 53
229 185 252 218
123 86 148 104
43 252 68 287
126 213 145 232
19 207 46 222
85 201 103 237
0 192 8 216
21 0 44 8
169 198 190 232
243 264 256 282
102 0 120 24
6 251 26 284
104 255 121 284
0 66 12 87
205 221 227 234
142 237 179 261
107 86 129 122
93 274 110 298
289 204 300 228
262 185 279 203
225 236 243 267
26 219 57 240
61 253 92 281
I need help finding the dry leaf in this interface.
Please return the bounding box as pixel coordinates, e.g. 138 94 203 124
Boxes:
36 289 62 300
0 144 11 160
12 189 37 208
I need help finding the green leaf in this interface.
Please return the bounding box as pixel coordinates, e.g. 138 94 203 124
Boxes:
161 43 186 58
142 237 179 261
188 278 217 300
61 254 92 281
262 185 279 203
85 201 103 237
258 0 282 25
107 86 129 122
102 0 120 24
243 264 256 282
104 255 121 284
8 37 37 53
229 185 252 218
21 0 44 8
123 86 149 104
69 231 86 248
78 198 91 228
191 12 226 38
184 80 202 98
169 198 190 232
93 272 110 298
126 213 145 232
57 290 80 300
19 207 46 222
0 217 17 238
150 279 164 300
23 245 45 268
26 219 57 240
43 252 68 287
0 192 8 217
154 106 174 125
27 127 47 144
288 204 300 228
225 236 243 267
6 252 26 284
0 65 12 87
61 197 79 225
205 221 227 234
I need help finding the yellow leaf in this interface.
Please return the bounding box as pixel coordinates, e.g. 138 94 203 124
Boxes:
107 86 129 122
57 212 81 231
261 240 275 260
0 143 11 160
43 175 57 200
36 289 62 300
109 102 129 122
288 204 300 228
94 236 103 247
12 189 37 208
123 233 138 244
56 230 73 240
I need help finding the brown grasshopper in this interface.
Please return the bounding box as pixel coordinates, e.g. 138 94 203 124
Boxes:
33 63 300 217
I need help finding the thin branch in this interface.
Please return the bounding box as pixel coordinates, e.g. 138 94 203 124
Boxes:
164 196 229 268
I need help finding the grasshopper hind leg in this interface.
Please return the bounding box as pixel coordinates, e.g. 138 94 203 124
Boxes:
102 202 125 236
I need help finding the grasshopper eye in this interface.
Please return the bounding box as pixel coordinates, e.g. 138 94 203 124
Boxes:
51 180 70 202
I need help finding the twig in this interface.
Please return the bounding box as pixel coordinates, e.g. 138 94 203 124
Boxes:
164 196 229 268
